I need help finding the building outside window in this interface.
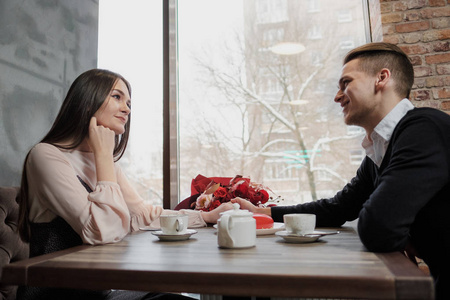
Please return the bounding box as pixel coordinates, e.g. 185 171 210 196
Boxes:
308 0 321 13
99 0 370 207
347 125 365 136
256 0 288 24
338 9 353 23
340 37 356 50
308 24 323 40
350 149 365 165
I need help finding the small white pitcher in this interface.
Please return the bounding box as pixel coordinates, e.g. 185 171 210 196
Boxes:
217 203 256 249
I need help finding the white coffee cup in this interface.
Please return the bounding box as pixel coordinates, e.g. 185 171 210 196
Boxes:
160 214 188 235
283 213 316 235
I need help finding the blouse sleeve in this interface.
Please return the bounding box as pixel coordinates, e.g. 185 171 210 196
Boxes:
116 166 207 230
26 144 131 245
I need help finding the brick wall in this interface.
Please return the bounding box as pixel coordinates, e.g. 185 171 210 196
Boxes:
372 0 449 274
370 0 450 111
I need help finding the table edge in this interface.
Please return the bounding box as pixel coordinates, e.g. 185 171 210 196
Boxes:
376 252 435 300
1 245 91 285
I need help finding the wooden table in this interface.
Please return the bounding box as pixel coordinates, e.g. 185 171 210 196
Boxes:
2 224 434 299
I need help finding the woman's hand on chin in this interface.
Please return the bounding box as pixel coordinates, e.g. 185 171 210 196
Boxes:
87 117 117 182
200 202 234 224
87 117 115 156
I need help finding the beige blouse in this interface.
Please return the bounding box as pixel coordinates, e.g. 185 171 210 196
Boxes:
26 143 206 245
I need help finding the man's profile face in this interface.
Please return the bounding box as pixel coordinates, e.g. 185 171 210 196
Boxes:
334 58 379 129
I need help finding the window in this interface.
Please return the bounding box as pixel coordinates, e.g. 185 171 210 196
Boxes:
256 0 288 23
317 164 332 182
98 0 163 206
307 0 320 13
99 0 370 208
308 24 323 40
338 10 353 23
350 149 365 165
178 0 369 205
262 27 285 47
311 52 323 66
339 36 355 49
347 125 365 135
265 162 293 180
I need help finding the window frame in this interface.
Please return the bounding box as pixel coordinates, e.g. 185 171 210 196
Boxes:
163 0 179 209
163 0 372 209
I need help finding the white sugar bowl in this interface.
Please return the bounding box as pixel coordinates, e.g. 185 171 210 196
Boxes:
217 203 256 249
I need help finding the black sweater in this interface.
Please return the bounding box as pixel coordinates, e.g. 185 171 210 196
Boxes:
272 107 450 299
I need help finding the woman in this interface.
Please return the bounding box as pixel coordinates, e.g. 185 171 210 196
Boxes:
17 69 232 299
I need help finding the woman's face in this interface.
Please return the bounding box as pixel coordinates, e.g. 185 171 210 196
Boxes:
94 79 131 135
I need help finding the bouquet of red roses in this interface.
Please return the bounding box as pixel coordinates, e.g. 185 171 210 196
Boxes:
193 174 270 212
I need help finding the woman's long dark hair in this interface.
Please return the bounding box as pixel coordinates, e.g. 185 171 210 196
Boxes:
18 69 132 242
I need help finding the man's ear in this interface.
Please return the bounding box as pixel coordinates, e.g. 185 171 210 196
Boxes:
375 68 391 91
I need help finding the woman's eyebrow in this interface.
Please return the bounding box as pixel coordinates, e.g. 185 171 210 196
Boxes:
112 89 125 96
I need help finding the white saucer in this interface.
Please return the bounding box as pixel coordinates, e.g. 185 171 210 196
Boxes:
151 229 198 241
139 226 160 231
275 230 339 243
213 222 285 236
257 222 285 235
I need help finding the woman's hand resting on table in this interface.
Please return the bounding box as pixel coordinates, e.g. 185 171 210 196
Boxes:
200 202 234 224
231 197 272 216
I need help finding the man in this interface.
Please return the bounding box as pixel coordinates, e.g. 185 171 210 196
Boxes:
233 42 450 300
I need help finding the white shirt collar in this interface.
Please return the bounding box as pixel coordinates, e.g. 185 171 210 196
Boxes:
362 99 414 167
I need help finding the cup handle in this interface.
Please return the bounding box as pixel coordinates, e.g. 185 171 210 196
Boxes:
176 217 186 232
218 214 234 247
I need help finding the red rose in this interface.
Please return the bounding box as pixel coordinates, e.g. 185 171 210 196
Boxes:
213 187 228 201
231 180 249 198
249 189 269 205
209 199 222 211
191 175 276 212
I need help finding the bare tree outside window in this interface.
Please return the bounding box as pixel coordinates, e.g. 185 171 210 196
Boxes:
179 0 369 205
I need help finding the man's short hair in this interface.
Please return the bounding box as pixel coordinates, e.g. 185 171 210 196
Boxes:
344 42 414 99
